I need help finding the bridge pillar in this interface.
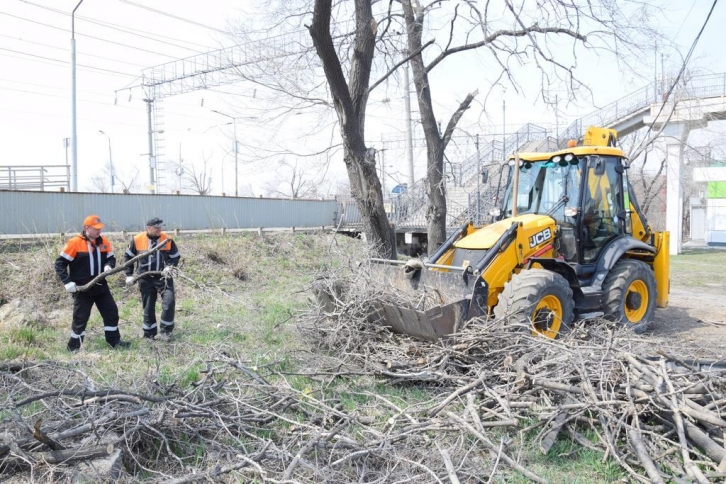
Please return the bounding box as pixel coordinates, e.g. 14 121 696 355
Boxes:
662 122 690 255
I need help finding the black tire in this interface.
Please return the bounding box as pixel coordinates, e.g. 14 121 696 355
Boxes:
493 270 574 339
601 259 657 334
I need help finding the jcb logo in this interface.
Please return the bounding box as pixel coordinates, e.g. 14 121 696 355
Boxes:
529 228 552 248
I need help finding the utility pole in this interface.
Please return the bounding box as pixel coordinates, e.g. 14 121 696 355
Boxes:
175 142 184 193
98 130 114 193
145 99 156 193
63 137 70 191
475 134 481 225
661 53 667 100
502 100 506 161
654 42 658 101
211 110 238 197
403 57 414 188
63 138 70 167
380 144 387 198
70 0 85 192
555 95 559 141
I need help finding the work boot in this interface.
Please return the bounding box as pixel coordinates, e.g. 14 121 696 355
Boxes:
67 338 82 353
110 340 131 350
157 332 172 342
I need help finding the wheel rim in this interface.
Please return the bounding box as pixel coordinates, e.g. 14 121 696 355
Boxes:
531 295 563 339
624 280 648 323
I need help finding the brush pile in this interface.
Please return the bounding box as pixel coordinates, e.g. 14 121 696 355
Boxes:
1 256 726 483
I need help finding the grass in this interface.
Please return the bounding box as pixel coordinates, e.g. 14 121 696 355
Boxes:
3 232 718 482
670 249 726 291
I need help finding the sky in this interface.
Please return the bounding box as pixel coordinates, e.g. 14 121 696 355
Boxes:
1 0 725 197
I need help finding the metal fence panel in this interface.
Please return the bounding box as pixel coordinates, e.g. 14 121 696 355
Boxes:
0 191 338 235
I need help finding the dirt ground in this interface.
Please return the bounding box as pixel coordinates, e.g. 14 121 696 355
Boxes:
651 285 726 358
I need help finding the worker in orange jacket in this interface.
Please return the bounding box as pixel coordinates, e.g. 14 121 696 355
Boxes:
124 217 181 341
54 215 130 352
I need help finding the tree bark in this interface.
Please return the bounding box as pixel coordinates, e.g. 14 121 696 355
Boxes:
400 0 477 255
0 443 113 468
309 0 396 259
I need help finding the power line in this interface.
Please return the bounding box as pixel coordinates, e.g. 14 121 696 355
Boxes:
0 46 138 77
0 84 242 123
0 76 120 97
0 33 148 68
637 0 719 147
0 11 183 60
16 0 214 54
118 0 229 34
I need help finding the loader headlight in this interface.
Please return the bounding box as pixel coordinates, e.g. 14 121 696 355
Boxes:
550 153 577 166
551 154 574 167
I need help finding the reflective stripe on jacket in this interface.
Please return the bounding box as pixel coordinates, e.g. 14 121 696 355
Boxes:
54 233 116 285
124 232 180 276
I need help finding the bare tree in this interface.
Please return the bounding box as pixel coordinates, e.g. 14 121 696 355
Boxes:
307 0 661 256
89 162 141 194
116 170 141 194
264 158 329 198
225 0 660 257
396 0 660 253
89 176 110 194
309 0 397 257
184 154 214 196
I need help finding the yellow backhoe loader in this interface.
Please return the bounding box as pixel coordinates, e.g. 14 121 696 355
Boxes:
366 126 669 341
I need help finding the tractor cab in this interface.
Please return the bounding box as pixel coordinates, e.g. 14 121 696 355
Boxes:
500 150 629 266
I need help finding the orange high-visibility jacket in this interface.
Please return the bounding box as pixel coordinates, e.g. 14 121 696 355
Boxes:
54 233 116 285
124 232 180 276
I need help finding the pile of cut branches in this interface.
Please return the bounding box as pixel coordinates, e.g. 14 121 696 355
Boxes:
2 257 726 482
299 262 726 483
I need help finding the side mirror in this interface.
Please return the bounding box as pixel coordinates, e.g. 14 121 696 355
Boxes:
481 169 489 184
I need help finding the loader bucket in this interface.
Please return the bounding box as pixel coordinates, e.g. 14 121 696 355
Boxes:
368 260 478 342
379 299 470 342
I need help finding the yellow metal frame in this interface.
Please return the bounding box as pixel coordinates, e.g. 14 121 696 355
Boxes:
652 231 670 308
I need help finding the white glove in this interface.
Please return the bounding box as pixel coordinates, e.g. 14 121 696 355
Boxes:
162 266 173 276
64 282 77 293
125 276 135 285
104 265 113 273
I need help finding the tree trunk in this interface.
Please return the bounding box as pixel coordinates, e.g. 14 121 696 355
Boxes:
310 0 396 259
401 0 447 255
344 146 397 259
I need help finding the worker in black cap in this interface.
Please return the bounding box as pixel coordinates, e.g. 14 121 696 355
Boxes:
123 217 181 341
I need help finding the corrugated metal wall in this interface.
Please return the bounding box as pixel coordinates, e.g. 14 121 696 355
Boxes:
0 191 339 235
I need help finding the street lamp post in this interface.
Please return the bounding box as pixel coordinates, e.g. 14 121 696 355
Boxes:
70 0 85 192
63 137 71 191
98 130 114 193
211 110 238 197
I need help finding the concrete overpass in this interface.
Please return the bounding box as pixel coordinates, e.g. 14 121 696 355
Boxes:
530 73 726 254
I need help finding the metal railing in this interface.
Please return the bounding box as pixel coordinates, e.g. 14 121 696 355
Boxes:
449 124 547 187
558 72 726 147
0 165 70 191
341 72 726 233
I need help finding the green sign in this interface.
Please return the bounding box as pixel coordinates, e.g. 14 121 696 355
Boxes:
707 181 726 198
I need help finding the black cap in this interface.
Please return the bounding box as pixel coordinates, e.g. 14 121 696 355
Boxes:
146 217 164 227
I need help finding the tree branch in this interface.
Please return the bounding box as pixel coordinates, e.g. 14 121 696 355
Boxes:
76 239 171 292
